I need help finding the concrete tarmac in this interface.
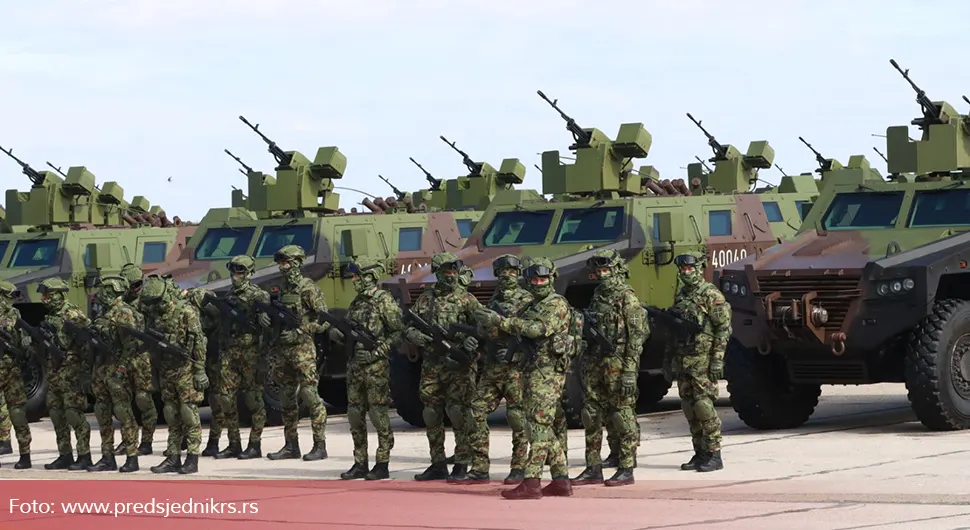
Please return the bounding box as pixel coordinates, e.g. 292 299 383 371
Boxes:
1 382 970 529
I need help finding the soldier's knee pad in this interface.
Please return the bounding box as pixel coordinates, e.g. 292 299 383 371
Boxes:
506 407 526 432
368 406 390 431
8 405 27 428
244 391 262 412
163 403 179 426
94 401 110 421
581 406 598 428
135 392 154 413
180 403 201 428
298 386 321 408
347 406 365 430
422 405 443 428
113 402 133 423
693 400 717 422
65 409 85 428
214 393 233 413
608 410 628 433
445 404 464 430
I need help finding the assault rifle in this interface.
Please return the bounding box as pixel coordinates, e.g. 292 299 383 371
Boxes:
405 309 475 365
203 292 260 334
318 311 378 353
0 328 27 360
119 325 201 366
63 320 113 365
643 304 706 340
580 309 613 352
16 318 65 368
253 299 301 333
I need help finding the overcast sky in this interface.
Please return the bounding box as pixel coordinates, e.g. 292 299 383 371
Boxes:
2 0 968 222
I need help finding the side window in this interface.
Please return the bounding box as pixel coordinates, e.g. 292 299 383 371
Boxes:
456 219 474 238
652 213 661 241
338 230 348 256
709 210 732 237
83 244 92 268
398 227 422 252
796 201 811 221
142 242 167 264
763 202 783 222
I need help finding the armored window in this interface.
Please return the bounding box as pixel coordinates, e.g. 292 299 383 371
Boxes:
822 192 903 230
0 241 9 264
652 213 661 241
482 210 555 246
456 219 475 238
762 202 783 223
398 228 422 252
554 206 625 244
142 242 167 264
255 224 314 258
8 239 59 268
708 210 732 237
193 226 256 260
908 189 970 227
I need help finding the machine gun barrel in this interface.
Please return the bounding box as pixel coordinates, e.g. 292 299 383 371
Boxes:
224 149 254 176
378 174 406 199
888 59 942 126
238 116 292 167
45 161 67 177
536 90 592 146
439 136 481 175
409 157 441 189
686 113 727 159
798 136 827 169
0 146 45 185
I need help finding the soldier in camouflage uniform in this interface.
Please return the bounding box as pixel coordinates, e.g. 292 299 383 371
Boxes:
457 254 532 485
184 286 226 458
138 276 209 475
476 257 576 499
117 263 157 455
0 281 32 469
403 252 481 482
335 257 403 481
208 255 270 460
256 245 331 462
571 249 647 487
87 276 143 473
665 253 730 473
0 398 11 455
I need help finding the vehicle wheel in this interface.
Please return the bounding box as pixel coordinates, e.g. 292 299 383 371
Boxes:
22 354 48 423
636 374 672 413
319 379 348 415
561 357 584 429
904 298 970 430
390 353 425 427
724 337 821 429
261 355 306 427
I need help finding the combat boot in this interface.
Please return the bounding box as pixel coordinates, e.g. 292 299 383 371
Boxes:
541 477 573 497
87 453 117 472
150 454 181 474
113 441 126 456
680 452 702 471
137 441 153 456
340 461 369 480
414 462 449 481
238 441 261 460
302 440 327 461
605 467 634 486
14 454 31 469
451 469 489 484
0 439 13 455
446 463 468 483
697 450 723 472
68 453 93 471
445 454 455 465
365 462 389 480
267 440 301 460
45 453 74 470
601 452 619 469
214 441 241 460
503 468 525 485
201 434 220 457
119 455 139 473
501 478 542 500
570 464 603 485
178 454 199 474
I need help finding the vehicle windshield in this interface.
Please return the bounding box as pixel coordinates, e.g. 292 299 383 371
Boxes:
254 224 314 258
8 238 60 268
554 206 625 243
456 219 475 238
821 192 904 230
0 240 8 263
194 226 256 260
908 188 970 227
482 210 555 246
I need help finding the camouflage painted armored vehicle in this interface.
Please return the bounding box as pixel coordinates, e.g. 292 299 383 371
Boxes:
153 117 538 424
0 148 195 422
383 92 820 427
718 60 970 431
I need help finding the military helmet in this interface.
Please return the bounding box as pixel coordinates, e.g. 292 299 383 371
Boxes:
120 263 144 285
492 254 523 273
586 248 624 270
227 254 257 274
97 275 130 295
37 277 69 294
431 252 462 273
347 256 386 277
139 275 168 305
0 280 21 299
274 244 306 264
674 252 706 269
523 256 557 279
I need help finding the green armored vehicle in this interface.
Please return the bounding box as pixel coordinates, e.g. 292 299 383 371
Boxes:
384 92 820 427
157 117 538 424
0 148 196 422
718 59 970 431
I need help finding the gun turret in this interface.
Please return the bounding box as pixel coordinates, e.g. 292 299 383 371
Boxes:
409 157 441 189
889 59 946 129
798 136 828 172
224 149 253 176
1 146 45 185
537 90 592 148
238 116 292 167
439 136 482 175
686 113 728 160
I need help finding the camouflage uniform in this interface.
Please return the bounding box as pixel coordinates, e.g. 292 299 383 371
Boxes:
117 263 157 455
0 281 32 469
184 286 224 457
665 253 730 472
571 249 647 487
0 397 11 455
87 276 143 473
336 257 404 481
459 254 532 485
404 252 481 482
257 245 331 462
139 276 209 475
477 257 577 500
205 256 269 460
31 278 93 471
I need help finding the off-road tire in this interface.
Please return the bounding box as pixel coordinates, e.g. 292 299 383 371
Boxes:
724 337 821 430
561 358 585 429
390 353 426 427
636 374 672 412
904 298 970 430
23 354 48 423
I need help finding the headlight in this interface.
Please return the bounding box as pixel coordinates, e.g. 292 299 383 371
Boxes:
731 284 739 294
877 283 890 295
722 280 732 292
740 285 747 296
876 277 914 296
903 278 915 290
721 279 747 297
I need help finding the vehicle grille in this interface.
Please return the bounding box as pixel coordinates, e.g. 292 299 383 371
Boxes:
788 359 869 384
755 274 861 330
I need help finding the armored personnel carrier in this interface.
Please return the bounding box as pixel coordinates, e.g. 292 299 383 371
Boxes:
154 117 538 424
718 60 970 431
0 148 195 422
383 92 820 427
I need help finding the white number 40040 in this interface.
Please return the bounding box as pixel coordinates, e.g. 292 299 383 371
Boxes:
710 248 747 268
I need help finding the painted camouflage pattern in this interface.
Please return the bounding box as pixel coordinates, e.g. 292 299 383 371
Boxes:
90 296 143 457
0 304 30 454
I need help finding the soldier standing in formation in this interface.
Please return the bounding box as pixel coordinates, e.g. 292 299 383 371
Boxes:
258 245 331 462
0 400 11 455
87 275 142 473
0 281 32 469
184 286 225 458
404 252 481 482
336 257 402 481
118 263 157 455
665 253 729 472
